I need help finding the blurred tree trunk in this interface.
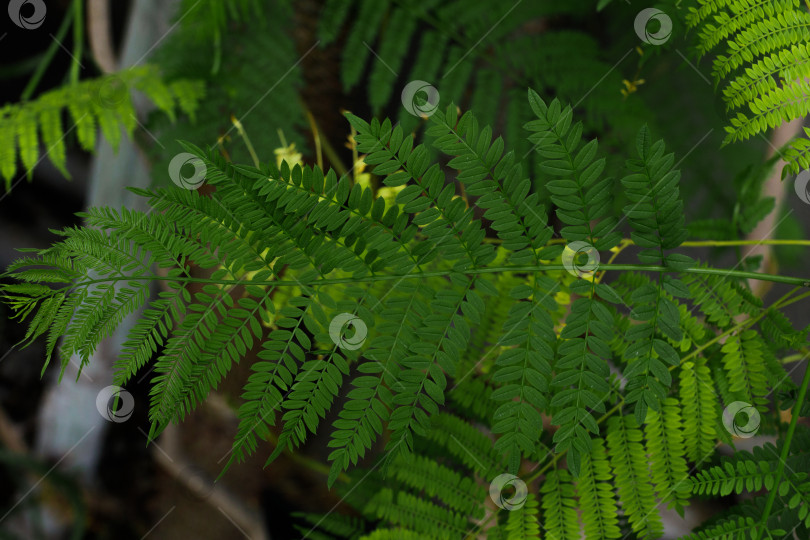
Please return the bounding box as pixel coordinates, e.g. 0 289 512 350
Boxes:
34 0 178 523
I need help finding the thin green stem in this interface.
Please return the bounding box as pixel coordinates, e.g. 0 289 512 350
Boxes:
753 356 810 540
70 0 83 85
682 239 810 247
231 116 260 167
298 98 348 176
20 8 75 100
28 263 809 292
676 314 760 367
541 238 810 248
776 290 810 309
780 353 807 364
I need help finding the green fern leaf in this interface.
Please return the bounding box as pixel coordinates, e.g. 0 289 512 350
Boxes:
577 438 621 539
680 358 720 463
504 492 541 540
606 415 663 539
645 397 692 513
541 469 580 540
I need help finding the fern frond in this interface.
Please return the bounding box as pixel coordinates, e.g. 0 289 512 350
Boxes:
687 0 810 172
712 10 810 82
691 455 774 498
327 280 426 485
0 65 203 190
225 299 307 469
620 125 692 424
679 515 759 540
448 376 499 424
761 308 809 350
577 438 621 539
366 488 471 538
342 110 500 466
486 271 557 473
606 415 663 539
270 302 361 464
683 271 762 329
77 206 201 385
645 397 692 512
680 358 721 463
428 107 556 262
5 83 810 540
691 438 810 492
387 280 480 458
359 529 423 540
428 104 561 471
781 126 810 176
540 469 580 540
386 454 485 518
345 113 493 269
4 224 168 377
504 492 541 540
422 412 505 479
449 271 522 423
525 90 624 475
689 0 802 56
720 329 770 409
322 0 650 184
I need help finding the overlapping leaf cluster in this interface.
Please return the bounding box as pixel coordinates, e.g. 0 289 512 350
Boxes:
686 0 810 176
2 88 809 539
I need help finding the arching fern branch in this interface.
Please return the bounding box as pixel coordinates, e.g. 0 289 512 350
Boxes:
685 0 810 176
0 65 204 190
